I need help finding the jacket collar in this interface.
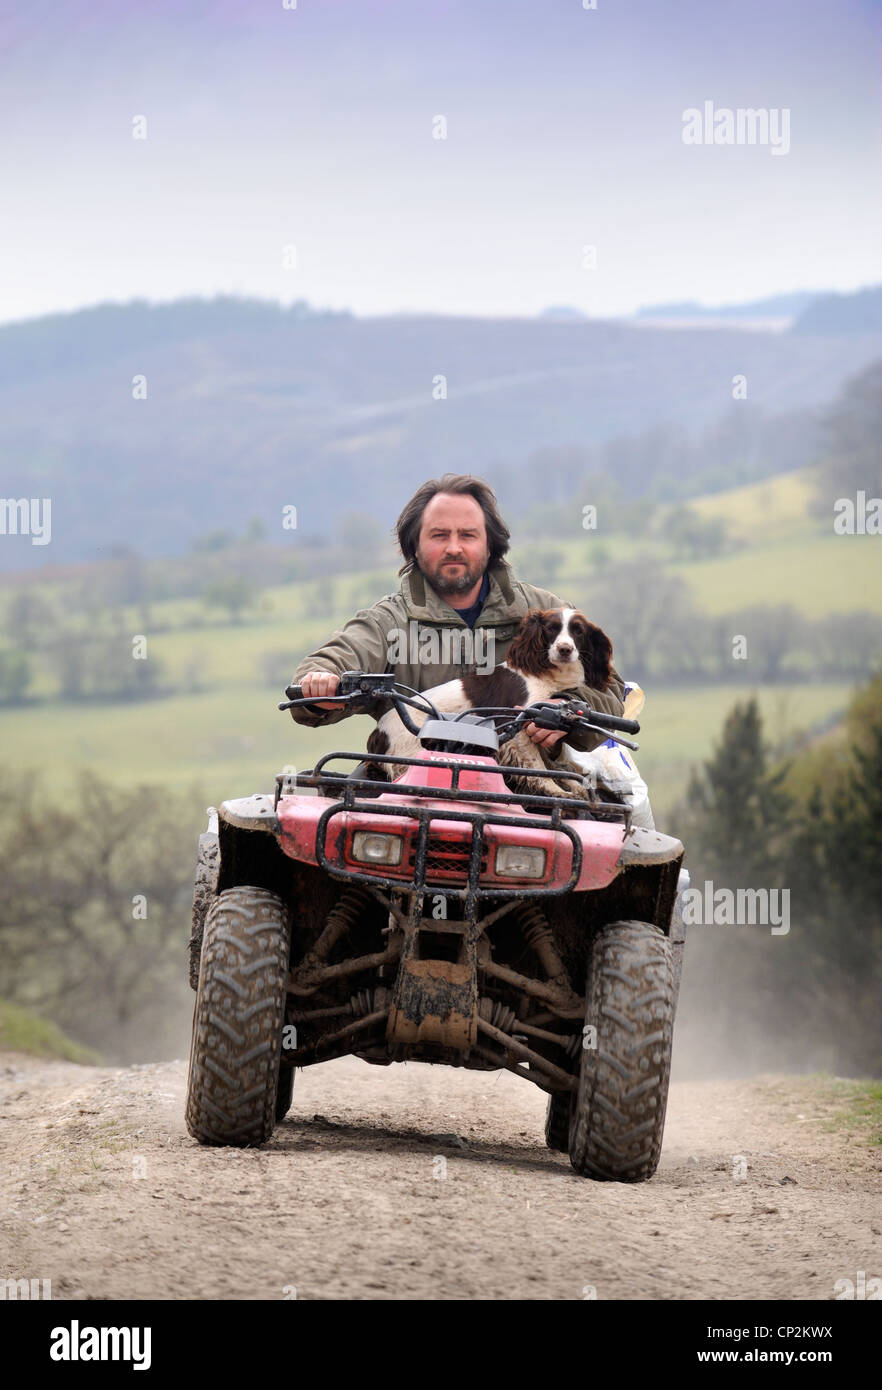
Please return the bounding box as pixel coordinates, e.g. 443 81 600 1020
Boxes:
400 560 517 623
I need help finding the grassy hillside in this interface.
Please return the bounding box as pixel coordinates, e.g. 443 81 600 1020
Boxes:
0 1001 101 1063
690 469 817 542
518 466 881 617
670 533 881 616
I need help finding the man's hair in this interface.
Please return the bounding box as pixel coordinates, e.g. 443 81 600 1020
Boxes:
394 473 511 574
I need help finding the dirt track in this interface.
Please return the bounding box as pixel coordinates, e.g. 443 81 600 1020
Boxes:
1 1051 880 1301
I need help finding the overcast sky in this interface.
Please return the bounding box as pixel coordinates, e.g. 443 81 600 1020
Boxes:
1 0 880 324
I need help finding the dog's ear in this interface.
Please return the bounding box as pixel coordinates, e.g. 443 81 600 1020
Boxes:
506 609 552 675
576 619 613 690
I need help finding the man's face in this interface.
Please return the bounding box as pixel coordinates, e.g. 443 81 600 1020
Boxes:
415 492 490 595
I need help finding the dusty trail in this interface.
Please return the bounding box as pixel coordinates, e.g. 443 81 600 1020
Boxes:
1 1051 879 1301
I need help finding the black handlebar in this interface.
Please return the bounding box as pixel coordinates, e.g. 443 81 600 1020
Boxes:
279 672 640 747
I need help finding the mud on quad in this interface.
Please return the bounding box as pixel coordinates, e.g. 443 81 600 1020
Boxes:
185 671 686 1182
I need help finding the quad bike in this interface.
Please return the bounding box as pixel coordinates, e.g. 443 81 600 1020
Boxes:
185 672 687 1181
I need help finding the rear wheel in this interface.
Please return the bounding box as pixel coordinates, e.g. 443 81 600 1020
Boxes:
544 1092 572 1152
186 886 291 1146
188 831 219 990
275 1065 295 1121
569 920 674 1182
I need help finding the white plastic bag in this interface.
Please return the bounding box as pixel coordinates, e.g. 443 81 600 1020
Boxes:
562 682 655 829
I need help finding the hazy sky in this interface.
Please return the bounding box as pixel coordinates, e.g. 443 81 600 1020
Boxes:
1 0 880 324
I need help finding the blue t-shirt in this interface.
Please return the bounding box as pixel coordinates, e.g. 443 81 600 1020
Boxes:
450 571 490 630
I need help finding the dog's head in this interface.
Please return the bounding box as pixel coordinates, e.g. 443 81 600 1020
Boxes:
506 607 613 689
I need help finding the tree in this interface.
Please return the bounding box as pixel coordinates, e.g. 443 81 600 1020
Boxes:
681 697 792 884
108 549 147 605
193 529 234 553
86 636 164 700
307 579 338 620
245 516 268 544
587 558 699 679
672 682 882 1075
821 675 882 922
56 632 87 699
809 612 882 680
203 575 258 624
516 544 565 588
5 589 55 648
0 770 200 1063
814 360 882 518
259 649 296 689
666 505 731 562
726 605 807 682
0 650 32 704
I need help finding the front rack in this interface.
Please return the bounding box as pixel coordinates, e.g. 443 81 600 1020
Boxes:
275 749 630 826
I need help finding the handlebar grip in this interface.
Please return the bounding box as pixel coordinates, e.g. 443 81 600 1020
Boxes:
582 709 640 735
284 684 303 701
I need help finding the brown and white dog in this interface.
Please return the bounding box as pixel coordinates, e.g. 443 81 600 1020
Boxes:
365 607 614 800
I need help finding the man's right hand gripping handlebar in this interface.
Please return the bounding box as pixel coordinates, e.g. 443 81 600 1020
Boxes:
288 670 346 710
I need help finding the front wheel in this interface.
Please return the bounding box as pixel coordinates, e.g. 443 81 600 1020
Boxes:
569 920 675 1182
186 886 291 1146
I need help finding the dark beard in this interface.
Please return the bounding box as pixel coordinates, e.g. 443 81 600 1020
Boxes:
420 559 482 595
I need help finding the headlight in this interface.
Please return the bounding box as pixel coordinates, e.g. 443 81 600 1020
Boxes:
495 845 546 878
351 831 403 866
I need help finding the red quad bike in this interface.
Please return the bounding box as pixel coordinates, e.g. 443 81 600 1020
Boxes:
185 672 687 1181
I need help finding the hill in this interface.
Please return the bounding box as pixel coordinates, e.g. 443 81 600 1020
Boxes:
792 285 882 335
635 290 820 323
3 296 882 569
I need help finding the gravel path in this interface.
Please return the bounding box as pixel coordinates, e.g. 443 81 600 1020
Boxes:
1 1052 880 1301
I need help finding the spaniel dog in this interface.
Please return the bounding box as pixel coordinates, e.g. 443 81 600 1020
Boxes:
365 607 614 801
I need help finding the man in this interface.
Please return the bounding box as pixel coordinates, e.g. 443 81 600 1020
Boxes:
290 473 625 758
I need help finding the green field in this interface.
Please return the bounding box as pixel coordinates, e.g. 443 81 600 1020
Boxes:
543 530 882 617
1 676 851 827
0 467 873 819
0 1000 101 1063
671 533 882 616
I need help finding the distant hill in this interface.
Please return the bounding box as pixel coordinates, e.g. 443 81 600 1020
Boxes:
792 285 882 335
635 291 820 323
2 296 882 569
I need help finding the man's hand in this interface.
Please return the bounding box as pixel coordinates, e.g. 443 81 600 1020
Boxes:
524 697 567 750
300 670 346 709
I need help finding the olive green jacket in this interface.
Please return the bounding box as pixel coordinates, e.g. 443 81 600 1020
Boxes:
290 560 625 754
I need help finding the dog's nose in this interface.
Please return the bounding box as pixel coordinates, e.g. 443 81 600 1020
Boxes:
555 643 574 657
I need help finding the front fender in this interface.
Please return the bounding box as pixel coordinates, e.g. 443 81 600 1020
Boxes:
218 794 279 833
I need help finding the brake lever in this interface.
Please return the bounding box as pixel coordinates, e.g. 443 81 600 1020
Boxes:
500 703 640 752
573 721 640 752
